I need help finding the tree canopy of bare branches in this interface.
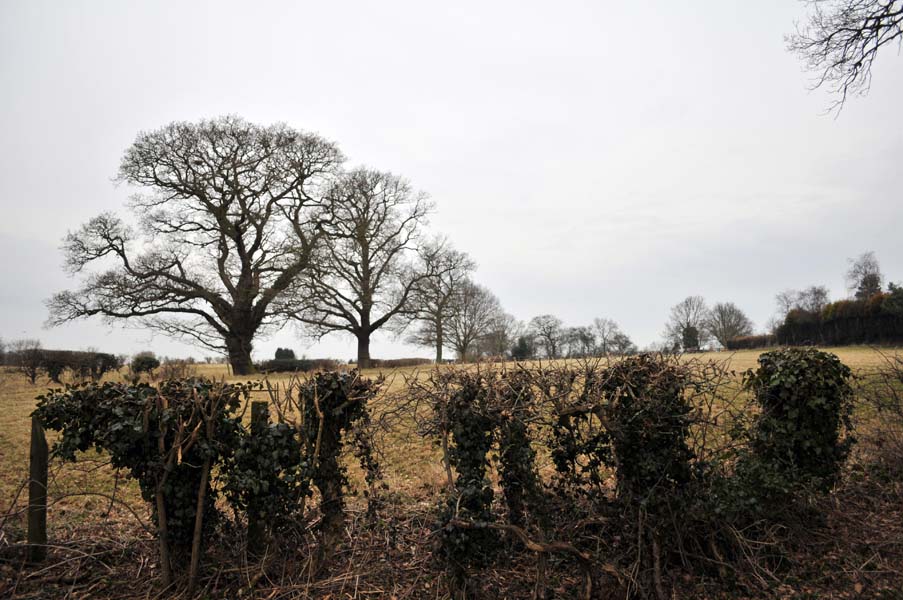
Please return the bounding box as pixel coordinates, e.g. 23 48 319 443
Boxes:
445 280 504 361
292 168 434 367
787 0 903 110
592 317 636 356
401 239 475 362
664 296 710 352
846 250 883 299
529 314 565 359
705 302 754 348
776 285 831 318
46 116 343 374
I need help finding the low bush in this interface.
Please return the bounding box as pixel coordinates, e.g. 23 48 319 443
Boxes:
367 358 433 369
256 357 341 373
724 334 777 350
743 347 855 491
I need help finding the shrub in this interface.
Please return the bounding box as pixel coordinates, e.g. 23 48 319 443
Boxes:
724 334 776 350
158 359 198 380
743 347 855 490
439 372 499 583
274 347 296 360
295 372 382 557
34 379 252 562
256 357 341 373
131 352 161 376
368 357 432 369
33 371 383 585
603 355 694 507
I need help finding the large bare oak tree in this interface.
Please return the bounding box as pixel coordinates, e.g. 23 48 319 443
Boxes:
293 168 434 367
47 116 343 374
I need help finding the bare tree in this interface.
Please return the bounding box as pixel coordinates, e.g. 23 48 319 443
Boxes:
46 117 343 374
776 285 831 317
592 318 636 355
664 296 710 351
10 339 43 384
293 168 434 368
475 312 521 359
401 239 475 363
592 318 628 355
846 250 883 299
445 281 503 362
609 331 637 355
787 0 903 111
705 302 754 348
529 314 565 359
563 326 595 358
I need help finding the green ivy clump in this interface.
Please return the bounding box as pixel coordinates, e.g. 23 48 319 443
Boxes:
439 373 499 572
496 371 542 529
743 347 855 491
222 421 308 532
35 379 251 554
602 355 694 509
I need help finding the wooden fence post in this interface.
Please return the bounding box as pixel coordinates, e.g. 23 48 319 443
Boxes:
247 401 269 557
28 415 48 563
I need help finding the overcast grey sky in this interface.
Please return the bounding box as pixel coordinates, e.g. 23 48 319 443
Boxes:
1 0 901 361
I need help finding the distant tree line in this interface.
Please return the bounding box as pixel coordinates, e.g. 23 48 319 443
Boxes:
721 251 903 350
0 339 121 384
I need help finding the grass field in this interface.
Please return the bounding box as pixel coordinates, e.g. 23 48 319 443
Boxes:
1 345 901 598
0 346 896 517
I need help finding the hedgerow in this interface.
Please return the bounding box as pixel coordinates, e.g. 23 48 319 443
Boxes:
32 370 383 589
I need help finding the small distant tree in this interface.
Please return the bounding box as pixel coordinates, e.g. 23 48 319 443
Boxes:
131 351 161 378
10 339 42 384
682 326 701 352
475 312 520 359
776 285 830 317
402 239 475 363
592 317 633 355
706 302 754 348
563 326 595 358
528 314 565 359
846 251 883 300
609 331 637 355
445 281 503 362
884 282 903 316
275 347 296 360
510 335 535 361
664 296 709 351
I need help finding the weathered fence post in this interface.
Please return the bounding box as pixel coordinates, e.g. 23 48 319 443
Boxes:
247 401 269 557
28 415 48 563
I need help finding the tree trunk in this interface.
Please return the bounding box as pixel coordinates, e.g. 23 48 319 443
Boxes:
357 334 371 369
435 326 443 363
226 335 255 375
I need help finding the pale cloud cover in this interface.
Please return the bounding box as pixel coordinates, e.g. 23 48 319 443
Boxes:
1 0 901 361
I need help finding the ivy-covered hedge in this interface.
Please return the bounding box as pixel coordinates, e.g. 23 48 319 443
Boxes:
32 371 383 586
410 352 858 599
744 347 855 489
